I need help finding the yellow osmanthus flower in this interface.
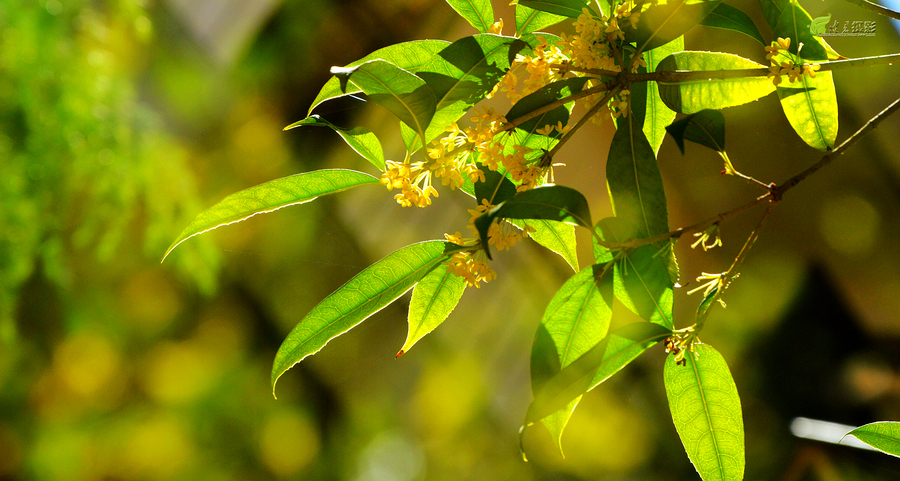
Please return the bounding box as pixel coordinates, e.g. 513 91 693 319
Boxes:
609 89 630 118
489 18 504 35
444 251 496 287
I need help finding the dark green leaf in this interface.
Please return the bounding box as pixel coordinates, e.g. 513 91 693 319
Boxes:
606 110 669 240
665 109 726 155
308 40 449 116
516 4 567 35
696 285 719 322
475 168 517 206
398 264 467 356
164 169 379 261
665 343 744 481
418 34 519 143
446 0 495 33
332 59 437 145
530 263 614 449
643 36 684 154
657 51 775 114
699 3 766 45
519 0 593 18
623 0 723 53
272 241 451 395
475 185 592 257
846 422 900 457
506 77 592 134
777 70 837 151
526 321 671 426
759 0 789 31
283 115 385 170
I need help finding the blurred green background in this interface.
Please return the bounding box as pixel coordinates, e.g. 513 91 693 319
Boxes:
3 0 900 479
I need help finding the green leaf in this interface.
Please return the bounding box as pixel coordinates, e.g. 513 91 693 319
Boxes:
526 321 671 426
657 51 775 114
398 264 467 357
643 36 684 155
308 40 449 116
699 3 766 45
506 77 592 134
474 185 592 257
446 0 495 33
623 0 723 53
418 34 519 144
777 70 837 151
530 263 614 449
519 0 593 18
665 343 744 481
516 4 567 35
665 109 726 155
597 218 675 328
283 115 385 170
272 241 451 395
164 169 379 261
514 219 580 271
606 110 669 240
846 422 900 457
476 168 517 206
774 0 827 61
332 59 437 146
759 0 789 31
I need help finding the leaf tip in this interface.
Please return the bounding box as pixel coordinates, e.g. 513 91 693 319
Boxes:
518 424 530 463
395 349 405 358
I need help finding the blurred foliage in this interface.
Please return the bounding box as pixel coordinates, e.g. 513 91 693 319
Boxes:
3 0 900 480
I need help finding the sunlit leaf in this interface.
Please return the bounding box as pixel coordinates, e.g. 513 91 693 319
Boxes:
846 422 900 457
665 343 744 481
699 3 765 45
514 219 580 271
516 3 567 35
164 169 379 261
606 109 669 240
623 0 723 53
284 115 385 170
777 71 837 151
530 263 614 449
657 51 775 114
526 321 671 426
272 241 452 395
446 0 495 33
762 0 843 59
418 34 519 144
597 218 675 328
332 59 437 145
519 0 593 18
308 40 449 115
774 0 827 61
665 109 726 154
398 264 467 356
643 36 684 154
474 185 592 257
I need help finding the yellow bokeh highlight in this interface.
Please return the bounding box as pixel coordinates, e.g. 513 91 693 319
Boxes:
120 270 182 336
141 341 221 404
258 409 320 476
412 355 485 439
819 194 880 255
53 331 124 402
122 415 195 480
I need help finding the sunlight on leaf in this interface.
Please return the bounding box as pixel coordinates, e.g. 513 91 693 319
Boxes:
519 0 594 18
658 51 775 114
665 343 744 481
777 71 837 151
845 422 900 458
643 36 684 154
398 265 467 356
516 3 567 35
445 0 495 33
163 169 379 261
699 3 765 45
624 0 723 53
272 241 452 395
284 115 385 170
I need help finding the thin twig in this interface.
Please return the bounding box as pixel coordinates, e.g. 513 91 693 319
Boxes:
500 84 610 132
843 0 900 21
600 96 900 250
545 86 622 161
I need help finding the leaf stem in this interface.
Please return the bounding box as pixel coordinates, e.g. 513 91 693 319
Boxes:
500 84 611 132
603 96 900 250
544 86 622 162
843 0 900 21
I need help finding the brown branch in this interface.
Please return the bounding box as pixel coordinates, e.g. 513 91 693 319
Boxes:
600 96 900 250
500 84 610 132
843 0 900 21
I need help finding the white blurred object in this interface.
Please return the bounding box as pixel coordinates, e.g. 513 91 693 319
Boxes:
165 0 282 65
790 417 879 451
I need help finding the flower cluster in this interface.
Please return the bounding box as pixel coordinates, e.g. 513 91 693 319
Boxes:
444 251 496 287
463 107 548 192
765 37 820 86
497 36 569 104
609 89 630 118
